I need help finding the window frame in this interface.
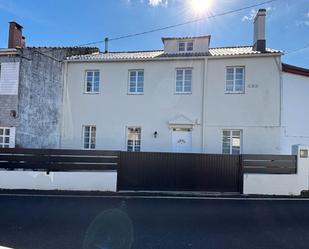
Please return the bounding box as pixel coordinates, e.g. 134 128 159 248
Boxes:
178 42 186 52
0 127 14 148
222 129 242 155
225 66 245 94
127 69 144 95
82 125 96 150
84 70 100 94
126 126 142 152
178 41 194 52
175 68 193 94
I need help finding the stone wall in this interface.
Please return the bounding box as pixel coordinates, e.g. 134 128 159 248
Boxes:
16 47 98 148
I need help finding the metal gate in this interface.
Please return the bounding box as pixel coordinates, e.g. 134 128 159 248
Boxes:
117 152 243 193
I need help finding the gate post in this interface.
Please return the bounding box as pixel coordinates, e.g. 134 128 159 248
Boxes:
239 154 244 194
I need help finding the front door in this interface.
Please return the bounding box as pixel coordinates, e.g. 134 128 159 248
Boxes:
172 129 192 152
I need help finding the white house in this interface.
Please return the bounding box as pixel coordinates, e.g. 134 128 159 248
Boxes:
60 9 288 154
281 63 309 154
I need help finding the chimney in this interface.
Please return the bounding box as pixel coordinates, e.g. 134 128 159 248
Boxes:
8 21 25 49
253 9 266 52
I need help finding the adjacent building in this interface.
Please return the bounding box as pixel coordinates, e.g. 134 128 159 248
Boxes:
0 22 98 148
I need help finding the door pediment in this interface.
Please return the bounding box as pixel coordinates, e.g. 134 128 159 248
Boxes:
168 114 195 129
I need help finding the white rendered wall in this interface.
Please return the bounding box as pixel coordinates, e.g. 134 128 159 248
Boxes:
244 145 309 195
204 56 281 154
0 171 117 191
62 55 281 154
281 72 309 154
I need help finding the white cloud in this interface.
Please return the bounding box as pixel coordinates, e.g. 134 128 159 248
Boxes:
148 0 168 7
241 7 274 22
307 11 309 18
241 9 257 22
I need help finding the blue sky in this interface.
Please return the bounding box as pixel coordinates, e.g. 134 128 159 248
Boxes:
0 0 308 67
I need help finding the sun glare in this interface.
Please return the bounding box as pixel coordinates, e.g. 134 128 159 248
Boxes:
189 0 212 15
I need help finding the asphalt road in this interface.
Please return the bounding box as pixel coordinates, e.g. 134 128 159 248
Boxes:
0 194 309 249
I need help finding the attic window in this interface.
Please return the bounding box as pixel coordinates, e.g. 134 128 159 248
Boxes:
178 41 194 52
187 42 193 51
179 42 185 52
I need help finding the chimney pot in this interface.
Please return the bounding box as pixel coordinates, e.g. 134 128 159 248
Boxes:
253 9 266 52
8 21 24 49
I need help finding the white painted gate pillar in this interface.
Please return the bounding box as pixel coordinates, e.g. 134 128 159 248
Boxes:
292 144 309 193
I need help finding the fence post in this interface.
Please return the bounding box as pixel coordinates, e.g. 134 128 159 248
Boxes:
292 144 309 193
239 154 244 194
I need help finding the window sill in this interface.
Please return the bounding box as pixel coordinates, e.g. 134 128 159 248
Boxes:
84 92 100 94
127 92 144 95
174 92 192 95
224 91 245 94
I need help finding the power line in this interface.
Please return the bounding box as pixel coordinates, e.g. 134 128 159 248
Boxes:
107 0 278 42
22 0 279 61
285 45 309 55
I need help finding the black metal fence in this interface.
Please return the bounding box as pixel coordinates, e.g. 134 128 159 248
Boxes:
242 154 297 174
0 148 298 193
0 148 119 172
117 152 243 193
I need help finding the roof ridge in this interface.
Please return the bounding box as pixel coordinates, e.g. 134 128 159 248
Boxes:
209 45 252 49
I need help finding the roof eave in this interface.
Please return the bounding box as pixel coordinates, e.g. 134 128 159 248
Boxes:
65 52 282 63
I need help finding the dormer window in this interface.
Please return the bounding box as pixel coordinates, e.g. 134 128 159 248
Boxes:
179 42 185 52
178 41 194 52
187 42 194 51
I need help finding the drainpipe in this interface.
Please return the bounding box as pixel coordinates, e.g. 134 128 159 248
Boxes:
59 60 68 149
201 58 208 152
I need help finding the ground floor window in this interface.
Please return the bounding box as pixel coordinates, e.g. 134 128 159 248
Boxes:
222 129 242 154
0 127 15 148
83 125 96 149
127 127 141 152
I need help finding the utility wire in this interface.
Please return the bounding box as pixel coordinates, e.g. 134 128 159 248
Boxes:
285 45 309 55
108 0 278 42
21 0 279 61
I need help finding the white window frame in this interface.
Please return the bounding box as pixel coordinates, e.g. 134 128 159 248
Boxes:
178 42 186 52
0 127 15 148
222 129 242 155
225 66 245 94
128 70 144 94
84 70 100 94
175 68 193 94
126 127 141 152
186 41 194 51
82 125 96 149
178 41 194 52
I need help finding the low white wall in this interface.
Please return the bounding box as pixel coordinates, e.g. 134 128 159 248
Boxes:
0 171 117 192
244 145 309 195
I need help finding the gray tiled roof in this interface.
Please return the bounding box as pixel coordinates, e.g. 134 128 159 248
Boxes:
66 46 281 61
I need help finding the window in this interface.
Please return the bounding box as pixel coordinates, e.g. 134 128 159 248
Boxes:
85 70 100 93
128 70 144 94
127 127 141 152
222 130 242 155
225 67 245 93
83 125 96 149
176 68 192 93
178 42 194 52
0 127 15 148
186 42 194 51
179 42 185 52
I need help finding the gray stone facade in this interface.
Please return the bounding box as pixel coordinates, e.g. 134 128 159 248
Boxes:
0 51 19 128
15 47 98 148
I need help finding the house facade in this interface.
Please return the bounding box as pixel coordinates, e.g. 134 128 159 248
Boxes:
281 64 309 154
0 22 98 149
61 9 283 154
0 48 20 148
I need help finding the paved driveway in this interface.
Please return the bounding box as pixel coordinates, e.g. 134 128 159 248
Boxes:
0 194 309 249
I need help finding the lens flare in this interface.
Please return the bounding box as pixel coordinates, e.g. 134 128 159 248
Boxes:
189 0 212 15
